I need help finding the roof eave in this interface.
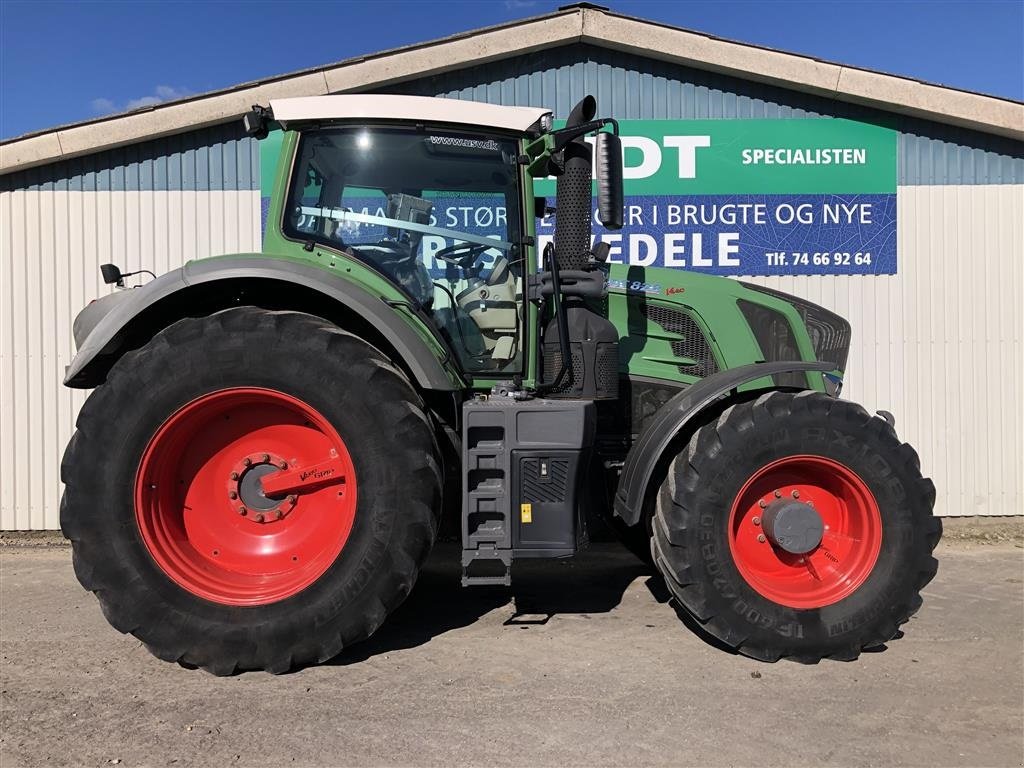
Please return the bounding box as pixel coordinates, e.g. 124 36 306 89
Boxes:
581 11 1024 141
0 9 584 174
2 5 1021 176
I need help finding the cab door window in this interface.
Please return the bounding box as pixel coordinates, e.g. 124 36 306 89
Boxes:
283 127 525 374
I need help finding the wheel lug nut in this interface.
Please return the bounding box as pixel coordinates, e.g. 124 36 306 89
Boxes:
758 500 767 509
230 472 239 480
262 453 270 463
239 507 247 516
287 495 297 503
242 458 252 467
229 491 238 500
792 490 800 499
279 461 288 469
275 509 284 520
752 516 761 526
255 513 264 523
757 534 767 543
774 490 782 498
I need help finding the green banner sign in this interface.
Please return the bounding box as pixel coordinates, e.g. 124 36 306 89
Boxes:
535 118 896 197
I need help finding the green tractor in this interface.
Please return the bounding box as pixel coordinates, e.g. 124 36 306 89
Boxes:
61 94 940 674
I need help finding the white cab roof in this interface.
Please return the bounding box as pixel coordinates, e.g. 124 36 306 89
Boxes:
270 95 551 133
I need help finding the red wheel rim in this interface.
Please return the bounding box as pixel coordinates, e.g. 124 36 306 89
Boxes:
728 455 881 609
135 388 357 606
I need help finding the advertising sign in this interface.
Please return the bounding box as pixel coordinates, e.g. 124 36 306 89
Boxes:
536 118 898 276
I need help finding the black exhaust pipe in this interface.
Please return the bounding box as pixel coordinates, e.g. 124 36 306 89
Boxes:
554 96 596 272
543 96 619 400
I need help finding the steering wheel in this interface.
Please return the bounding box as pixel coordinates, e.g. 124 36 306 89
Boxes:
435 242 491 269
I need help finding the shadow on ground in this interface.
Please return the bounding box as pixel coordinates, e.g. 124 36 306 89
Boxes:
328 542 654 666
321 542 903 669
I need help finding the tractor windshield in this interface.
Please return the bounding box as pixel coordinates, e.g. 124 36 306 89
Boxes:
284 126 525 375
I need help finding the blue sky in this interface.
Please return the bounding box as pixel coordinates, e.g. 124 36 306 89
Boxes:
1 0 1021 140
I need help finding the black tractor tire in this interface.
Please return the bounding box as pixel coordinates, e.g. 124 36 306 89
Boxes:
61 307 442 675
651 390 940 663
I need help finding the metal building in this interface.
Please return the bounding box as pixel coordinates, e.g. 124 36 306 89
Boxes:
2 4 1022 529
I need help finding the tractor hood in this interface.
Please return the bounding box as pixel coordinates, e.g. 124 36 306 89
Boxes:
603 263 851 376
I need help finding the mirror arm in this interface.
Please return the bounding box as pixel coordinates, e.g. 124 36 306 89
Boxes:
551 118 618 151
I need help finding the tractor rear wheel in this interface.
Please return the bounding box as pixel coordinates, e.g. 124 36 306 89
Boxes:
652 390 940 662
61 307 441 674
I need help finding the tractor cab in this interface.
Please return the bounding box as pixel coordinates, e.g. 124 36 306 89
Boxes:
251 95 566 379
282 123 527 373
254 94 625 388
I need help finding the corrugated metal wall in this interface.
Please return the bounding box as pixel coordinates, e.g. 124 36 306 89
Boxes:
1 44 1021 527
0 125 261 529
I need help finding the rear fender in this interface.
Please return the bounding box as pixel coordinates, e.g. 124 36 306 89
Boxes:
64 256 462 391
613 361 836 527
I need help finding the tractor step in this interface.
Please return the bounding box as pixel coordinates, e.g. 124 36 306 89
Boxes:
461 544 511 587
460 394 594 587
461 574 512 587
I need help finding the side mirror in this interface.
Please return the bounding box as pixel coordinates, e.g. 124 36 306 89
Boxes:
100 263 123 286
595 132 623 230
242 105 271 140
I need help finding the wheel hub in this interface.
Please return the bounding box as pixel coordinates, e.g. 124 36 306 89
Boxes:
727 455 883 609
228 452 296 523
761 497 824 554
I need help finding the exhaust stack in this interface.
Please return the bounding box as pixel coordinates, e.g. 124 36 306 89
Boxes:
542 96 623 401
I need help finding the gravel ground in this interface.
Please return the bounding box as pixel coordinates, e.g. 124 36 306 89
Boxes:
1 537 1022 768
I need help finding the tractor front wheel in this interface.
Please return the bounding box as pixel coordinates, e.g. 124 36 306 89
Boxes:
652 390 940 662
61 307 441 674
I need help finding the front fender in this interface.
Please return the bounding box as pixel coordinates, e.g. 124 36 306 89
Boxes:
613 361 836 527
64 255 462 391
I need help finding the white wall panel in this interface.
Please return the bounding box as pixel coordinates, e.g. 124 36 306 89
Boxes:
0 189 261 530
744 184 1023 517
0 184 1020 528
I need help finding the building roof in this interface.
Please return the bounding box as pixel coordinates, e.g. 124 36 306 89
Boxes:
2 3 1021 174
269 95 551 133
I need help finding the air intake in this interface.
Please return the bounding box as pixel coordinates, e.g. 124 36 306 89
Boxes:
641 304 719 378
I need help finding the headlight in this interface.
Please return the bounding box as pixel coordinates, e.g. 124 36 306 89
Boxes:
823 372 843 398
540 112 554 132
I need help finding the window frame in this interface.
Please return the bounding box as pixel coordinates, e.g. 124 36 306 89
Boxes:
278 122 532 380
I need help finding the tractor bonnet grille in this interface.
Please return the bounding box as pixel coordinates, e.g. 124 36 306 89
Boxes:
738 300 806 388
802 309 851 371
739 283 852 372
641 304 719 378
